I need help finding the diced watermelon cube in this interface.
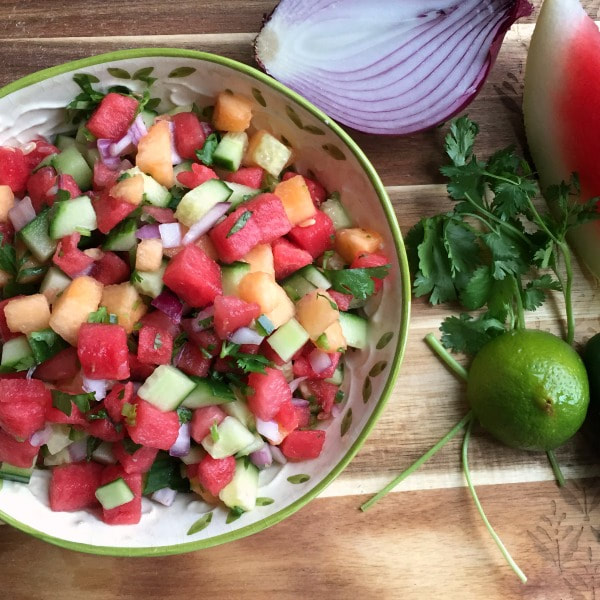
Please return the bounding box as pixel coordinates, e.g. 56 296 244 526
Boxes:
46 402 87 427
27 166 57 212
126 398 180 450
225 167 264 189
113 440 159 474
280 429 326 461
274 399 299 435
0 379 51 440
93 161 120 190
49 462 103 512
176 163 217 188
172 112 206 160
328 290 352 312
350 252 390 293
137 325 173 365
90 251 130 285
85 402 126 442
93 189 137 234
247 367 291 421
174 342 211 377
0 429 39 467
287 209 335 259
282 172 327 205
293 403 311 429
180 322 222 356
163 245 222 308
0 222 15 248
99 464 143 525
196 454 235 496
128 352 155 381
271 238 313 279
209 203 263 264
245 193 292 244
213 295 260 340
304 379 339 417
0 147 29 194
190 405 227 444
293 349 341 380
56 174 82 202
104 381 134 423
77 323 130 380
87 93 139 141
24 138 59 171
139 310 180 338
33 347 80 383
53 232 95 278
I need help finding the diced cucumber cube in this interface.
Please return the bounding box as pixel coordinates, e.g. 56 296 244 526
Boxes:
298 265 331 290
255 314 275 336
324 363 344 385
221 261 250 296
43 447 72 467
83 147 100 169
46 424 72 455
181 378 235 409
320 196 353 230
167 104 194 115
137 365 196 411
266 318 309 362
282 272 316 302
19 207 57 262
174 178 232 227
213 132 248 172
54 134 77 151
1 336 34 371
95 477 134 510
52 145 93 190
0 461 36 484
49 195 97 239
201 416 255 459
218 458 259 512
139 110 156 129
224 182 260 209
103 218 138 251
339 312 368 349
40 267 71 304
222 400 256 432
180 445 205 466
125 167 170 207
132 261 167 299
235 433 265 458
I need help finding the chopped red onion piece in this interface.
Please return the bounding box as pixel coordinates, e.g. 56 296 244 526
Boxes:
269 444 287 465
136 224 161 239
97 138 123 170
26 365 37 380
29 424 53 447
169 423 191 457
331 403 343 418
289 376 308 393
291 397 310 408
308 348 332 374
229 326 264 346
9 196 36 231
250 445 273 469
167 121 184 165
159 222 182 248
128 114 149 145
68 438 88 462
181 202 231 245
109 133 134 157
151 290 184 324
152 487 178 507
82 376 107 401
200 121 213 138
256 418 284 445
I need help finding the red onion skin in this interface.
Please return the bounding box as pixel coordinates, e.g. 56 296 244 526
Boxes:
151 290 184 324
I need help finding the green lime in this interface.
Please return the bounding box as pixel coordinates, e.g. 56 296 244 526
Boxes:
467 329 589 451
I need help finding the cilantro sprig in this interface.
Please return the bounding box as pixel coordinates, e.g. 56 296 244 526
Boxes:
219 341 273 374
323 265 390 301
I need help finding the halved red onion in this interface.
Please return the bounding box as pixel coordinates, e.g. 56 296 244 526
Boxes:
250 444 273 469
269 444 287 465
289 376 308 393
167 121 184 165
191 306 214 332
159 222 182 248
97 138 123 169
29 424 53 447
256 418 284 445
151 290 184 324
128 114 149 145
169 423 191 457
82 376 106 400
136 224 161 239
181 202 231 245
255 0 532 135
109 134 134 157
68 438 88 462
308 348 331 374
229 326 264 346
152 487 178 507
9 196 36 231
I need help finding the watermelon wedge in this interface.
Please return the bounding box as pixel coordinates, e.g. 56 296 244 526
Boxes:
523 0 600 277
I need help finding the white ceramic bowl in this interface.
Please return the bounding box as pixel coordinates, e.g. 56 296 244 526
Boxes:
0 49 410 555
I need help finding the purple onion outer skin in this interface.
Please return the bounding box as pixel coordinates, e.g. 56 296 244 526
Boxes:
254 0 532 136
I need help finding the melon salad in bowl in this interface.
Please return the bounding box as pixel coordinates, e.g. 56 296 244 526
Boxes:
0 71 391 526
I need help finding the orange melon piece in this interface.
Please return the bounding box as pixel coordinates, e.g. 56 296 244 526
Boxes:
136 120 174 188
294 289 340 341
213 92 253 132
109 173 144 205
5 294 51 334
0 185 15 222
136 239 163 272
315 320 347 352
49 276 104 345
242 244 275 277
101 282 148 333
274 175 316 225
334 228 383 263
238 271 294 328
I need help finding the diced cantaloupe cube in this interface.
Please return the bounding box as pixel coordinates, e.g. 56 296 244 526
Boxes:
136 120 174 188
109 173 144 206
334 228 383 263
5 294 51 334
243 130 292 177
0 185 15 223
242 244 274 278
213 92 253 132
295 289 340 341
101 282 147 333
49 276 103 344
136 239 163 272
274 175 316 226
238 271 294 328
316 320 347 352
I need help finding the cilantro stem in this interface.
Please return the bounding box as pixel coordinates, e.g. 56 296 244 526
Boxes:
360 411 473 512
558 242 575 346
512 276 526 330
546 450 565 487
425 333 468 381
462 419 528 583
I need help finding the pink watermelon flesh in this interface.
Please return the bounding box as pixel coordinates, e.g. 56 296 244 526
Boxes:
49 462 104 512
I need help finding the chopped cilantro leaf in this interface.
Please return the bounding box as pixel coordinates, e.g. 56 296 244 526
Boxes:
226 210 253 238
210 422 220 442
51 390 96 417
195 133 219 166
322 265 390 301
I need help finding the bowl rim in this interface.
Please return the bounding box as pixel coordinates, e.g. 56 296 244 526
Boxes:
0 47 411 556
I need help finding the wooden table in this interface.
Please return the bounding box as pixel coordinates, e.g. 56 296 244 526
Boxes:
1 2 600 598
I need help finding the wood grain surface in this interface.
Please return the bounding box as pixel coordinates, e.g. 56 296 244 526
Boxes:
1 2 600 599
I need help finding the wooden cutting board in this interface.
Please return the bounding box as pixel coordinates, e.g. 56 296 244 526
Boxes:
1 3 599 598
